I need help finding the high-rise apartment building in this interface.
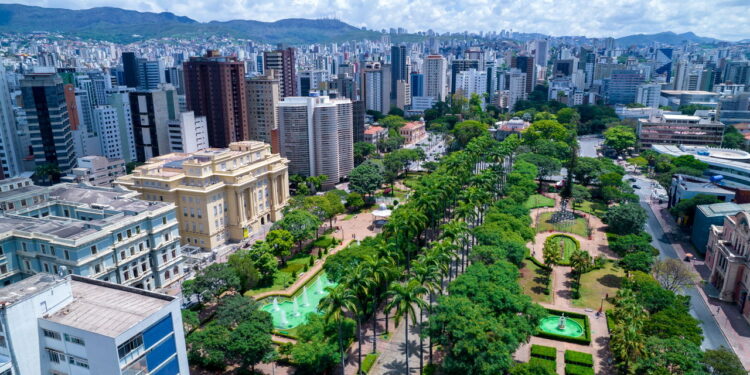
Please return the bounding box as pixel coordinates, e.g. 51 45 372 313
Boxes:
21 72 77 174
331 73 356 100
264 48 297 98
138 60 166 90
410 73 424 97
117 141 290 249
362 62 387 113
122 52 140 88
636 83 661 108
424 55 447 101
168 111 208 153
277 95 354 188
455 68 488 100
183 51 249 148
451 59 479 94
107 86 137 161
246 70 280 152
606 70 645 105
0 64 21 179
298 69 328 96
511 55 535 93
0 274 189 375
129 85 180 161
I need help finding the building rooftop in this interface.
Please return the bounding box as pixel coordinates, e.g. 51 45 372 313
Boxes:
401 121 425 130
364 126 385 135
44 276 173 337
0 274 66 307
697 202 750 217
678 179 735 195
663 114 701 121
661 90 718 96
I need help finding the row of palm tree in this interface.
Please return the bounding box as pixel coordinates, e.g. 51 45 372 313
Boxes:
318 134 519 374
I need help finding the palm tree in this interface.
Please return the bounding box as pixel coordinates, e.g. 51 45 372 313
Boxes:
386 280 428 375
345 263 375 373
364 255 394 354
610 323 646 374
377 243 403 334
319 285 356 374
413 260 440 367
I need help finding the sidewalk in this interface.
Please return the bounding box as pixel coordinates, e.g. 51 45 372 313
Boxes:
648 201 750 369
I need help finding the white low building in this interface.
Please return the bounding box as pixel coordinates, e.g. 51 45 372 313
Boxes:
0 273 189 375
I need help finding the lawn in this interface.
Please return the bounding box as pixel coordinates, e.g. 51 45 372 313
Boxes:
572 262 625 311
546 234 580 265
244 253 314 297
536 211 590 237
525 194 556 209
362 353 380 374
519 259 553 303
574 200 608 218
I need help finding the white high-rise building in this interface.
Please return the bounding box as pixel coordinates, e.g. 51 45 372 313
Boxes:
277 95 353 188
455 68 488 100
362 62 384 113
535 39 549 68
508 68 528 111
0 274 189 375
424 55 448 101
0 64 22 178
94 105 126 159
636 83 661 108
168 111 209 153
106 86 137 162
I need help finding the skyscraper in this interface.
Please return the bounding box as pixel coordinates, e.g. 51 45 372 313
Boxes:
122 52 139 88
106 86 137 162
451 59 479 94
264 48 297 98
424 55 447 101
129 85 180 161
455 68 488 99
410 73 424 97
511 55 535 94
21 72 77 174
277 95 353 188
390 45 408 104
137 59 165 90
655 48 673 81
362 62 386 113
606 70 645 105
246 70 280 152
0 64 21 178
183 50 249 148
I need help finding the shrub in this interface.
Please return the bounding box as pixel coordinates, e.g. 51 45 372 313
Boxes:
529 357 556 373
565 364 595 375
291 271 297 278
531 344 557 360
564 350 593 367
309 256 315 266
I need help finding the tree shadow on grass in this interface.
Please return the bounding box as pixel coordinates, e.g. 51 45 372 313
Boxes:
597 274 622 288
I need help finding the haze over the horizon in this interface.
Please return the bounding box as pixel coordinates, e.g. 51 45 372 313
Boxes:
3 0 748 41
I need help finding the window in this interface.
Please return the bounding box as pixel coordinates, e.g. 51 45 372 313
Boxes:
41 244 46 254
64 333 85 345
50 247 55 257
118 334 144 359
43 329 62 340
0 335 6 348
47 349 65 363
94 264 101 274
120 251 126 260
68 355 89 368
127 229 132 238
43 263 49 273
0 245 3 256
64 250 70 260
135 226 141 234
0 265 7 274
91 245 97 255
21 242 27 251
117 233 123 242
162 217 167 225
165 270 171 279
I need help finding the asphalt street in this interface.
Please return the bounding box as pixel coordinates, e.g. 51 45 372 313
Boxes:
629 173 731 351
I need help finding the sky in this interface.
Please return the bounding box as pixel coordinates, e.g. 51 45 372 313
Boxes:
5 0 750 41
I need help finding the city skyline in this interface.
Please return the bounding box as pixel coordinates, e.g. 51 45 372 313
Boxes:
3 0 749 41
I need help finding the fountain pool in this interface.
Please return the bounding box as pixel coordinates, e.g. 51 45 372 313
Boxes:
539 315 584 338
260 272 337 329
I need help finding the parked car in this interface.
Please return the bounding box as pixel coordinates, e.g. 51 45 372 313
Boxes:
632 184 641 189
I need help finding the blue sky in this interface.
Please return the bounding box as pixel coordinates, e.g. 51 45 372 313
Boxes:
5 0 749 40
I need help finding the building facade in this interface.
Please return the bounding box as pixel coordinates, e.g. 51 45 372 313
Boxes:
424 55 447 101
277 95 354 188
21 72 77 175
0 180 184 290
129 85 180 162
400 121 427 145
705 211 750 324
116 141 290 250
66 155 127 187
246 70 280 152
168 111 208 154
183 51 249 148
263 48 297 98
637 114 725 148
0 274 189 375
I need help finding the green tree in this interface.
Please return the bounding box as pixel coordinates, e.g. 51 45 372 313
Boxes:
183 263 240 302
669 194 720 225
386 280 428 375
272 209 321 251
318 285 357 374
604 125 637 154
556 107 580 127
186 324 231 370
380 114 407 129
353 141 376 165
348 160 383 197
522 119 570 145
230 242 278 285
34 162 61 185
642 307 703 345
572 157 603 186
604 203 647 235
214 294 264 328
722 125 745 149
571 184 591 208
635 337 707 375
609 233 654 257
517 153 562 190
453 120 489 148
345 192 365 211
610 323 646 374
508 362 556 375
620 251 654 274
265 229 295 263
702 347 746 375
226 311 274 373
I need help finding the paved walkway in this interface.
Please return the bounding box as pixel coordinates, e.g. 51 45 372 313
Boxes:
517 194 614 375
648 201 750 370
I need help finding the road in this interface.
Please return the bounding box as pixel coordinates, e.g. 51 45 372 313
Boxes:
628 172 731 351
578 135 603 158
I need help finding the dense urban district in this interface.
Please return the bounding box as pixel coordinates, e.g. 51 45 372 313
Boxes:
0 4 749 375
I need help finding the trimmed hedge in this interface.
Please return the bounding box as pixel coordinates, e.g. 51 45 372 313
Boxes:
535 308 592 345
531 344 557 360
527 256 552 271
529 357 556 373
565 363 595 375
605 309 615 333
564 350 594 367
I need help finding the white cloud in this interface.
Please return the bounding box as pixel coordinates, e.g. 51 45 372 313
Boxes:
7 0 750 40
